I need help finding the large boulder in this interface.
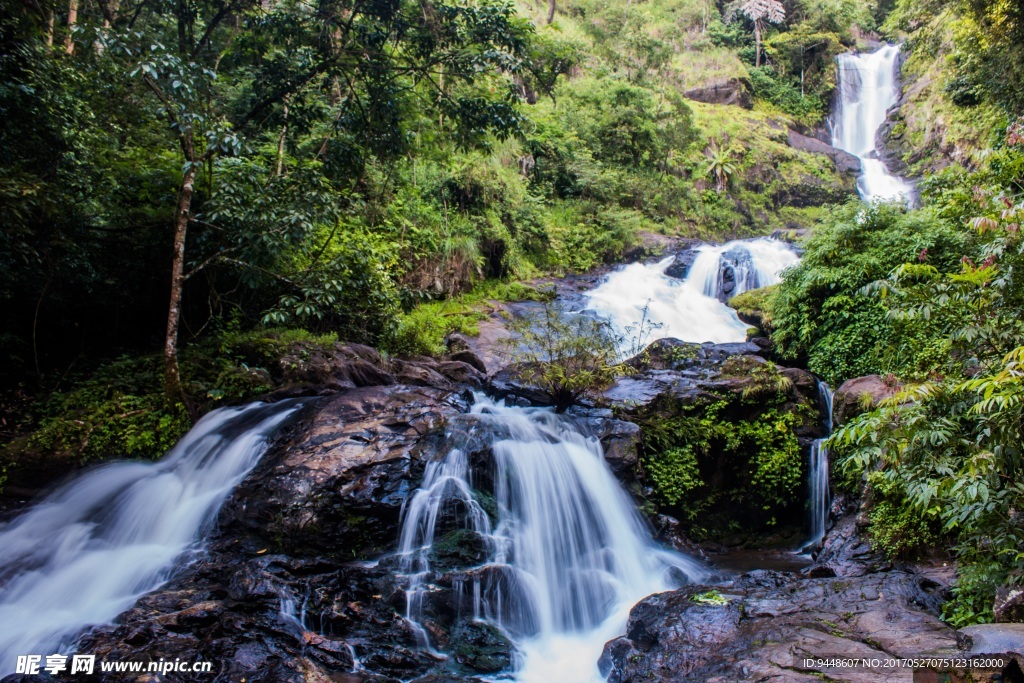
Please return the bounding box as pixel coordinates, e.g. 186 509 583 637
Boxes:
277 341 396 389
804 515 892 578
224 385 468 558
787 129 862 175
599 569 957 683
833 374 898 426
566 408 642 476
683 78 752 109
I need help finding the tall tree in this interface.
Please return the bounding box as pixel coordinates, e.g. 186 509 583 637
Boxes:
740 0 785 67
108 0 530 401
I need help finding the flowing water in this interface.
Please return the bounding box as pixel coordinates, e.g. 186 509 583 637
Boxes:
803 382 834 551
584 238 800 347
0 400 302 675
832 44 914 202
397 395 708 683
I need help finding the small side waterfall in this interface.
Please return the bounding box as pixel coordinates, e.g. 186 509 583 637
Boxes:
803 382 834 551
832 44 914 202
584 238 799 346
0 400 303 675
397 395 707 683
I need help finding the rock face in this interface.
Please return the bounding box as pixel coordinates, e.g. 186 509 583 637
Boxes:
664 248 700 279
683 78 752 109
803 515 892 577
833 374 898 425
787 129 863 175
995 584 1024 623
225 385 468 558
599 569 958 683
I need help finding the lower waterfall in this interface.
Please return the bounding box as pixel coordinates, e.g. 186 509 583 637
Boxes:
0 400 303 676
397 395 707 683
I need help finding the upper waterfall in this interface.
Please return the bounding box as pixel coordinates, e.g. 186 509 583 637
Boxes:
831 44 914 202
0 400 303 676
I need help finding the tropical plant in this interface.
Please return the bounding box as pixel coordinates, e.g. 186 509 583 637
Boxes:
705 138 739 193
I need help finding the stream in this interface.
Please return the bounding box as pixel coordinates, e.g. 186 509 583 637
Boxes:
0 43 917 683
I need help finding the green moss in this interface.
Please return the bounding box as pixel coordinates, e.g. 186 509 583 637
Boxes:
729 284 778 331
388 281 553 357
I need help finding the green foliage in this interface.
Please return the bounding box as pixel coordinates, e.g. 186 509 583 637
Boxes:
389 282 550 356
24 356 191 464
864 472 941 559
645 446 704 506
728 284 777 330
748 66 827 126
771 201 969 385
500 303 629 411
638 391 806 538
822 142 1024 624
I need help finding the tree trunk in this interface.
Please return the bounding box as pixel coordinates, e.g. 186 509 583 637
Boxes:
547 0 555 24
754 23 762 68
275 98 289 177
164 162 197 401
65 0 78 54
45 10 54 46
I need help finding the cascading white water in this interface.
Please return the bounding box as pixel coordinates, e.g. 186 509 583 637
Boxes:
832 44 914 202
0 400 302 675
803 382 834 551
584 238 800 347
398 395 707 683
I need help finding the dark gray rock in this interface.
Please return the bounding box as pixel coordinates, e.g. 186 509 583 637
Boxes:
804 515 893 578
224 385 468 558
664 249 700 279
683 78 752 109
600 569 958 683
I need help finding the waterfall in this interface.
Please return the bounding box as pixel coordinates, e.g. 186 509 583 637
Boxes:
803 382 834 551
0 400 303 675
831 44 914 202
397 395 707 683
584 238 799 347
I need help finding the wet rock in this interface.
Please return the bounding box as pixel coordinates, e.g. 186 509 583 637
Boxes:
664 249 700 279
806 515 892 578
599 586 743 683
428 529 491 571
995 585 1024 623
600 569 958 682
224 385 468 558
279 342 396 388
652 514 705 556
834 374 898 425
449 622 514 673
447 349 487 374
567 409 641 476
391 360 457 392
487 368 555 407
683 78 752 109
433 360 485 388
